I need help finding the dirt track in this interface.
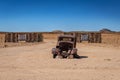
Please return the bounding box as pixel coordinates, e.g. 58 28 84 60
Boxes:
0 39 120 80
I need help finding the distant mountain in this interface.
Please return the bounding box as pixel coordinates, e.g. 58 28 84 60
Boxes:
99 28 115 33
52 30 63 33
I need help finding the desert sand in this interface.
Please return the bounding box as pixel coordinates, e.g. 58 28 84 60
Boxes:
0 39 120 80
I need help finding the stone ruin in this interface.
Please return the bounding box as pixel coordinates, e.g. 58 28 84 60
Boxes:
0 32 43 47
5 32 43 42
64 32 101 43
0 31 120 48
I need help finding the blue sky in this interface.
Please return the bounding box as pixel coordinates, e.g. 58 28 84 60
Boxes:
0 0 120 32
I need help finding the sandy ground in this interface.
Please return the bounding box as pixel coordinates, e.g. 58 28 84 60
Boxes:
0 39 120 80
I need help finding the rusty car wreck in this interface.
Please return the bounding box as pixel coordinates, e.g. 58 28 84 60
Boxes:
52 35 79 59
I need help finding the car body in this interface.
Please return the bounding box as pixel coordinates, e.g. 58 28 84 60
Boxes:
52 35 78 59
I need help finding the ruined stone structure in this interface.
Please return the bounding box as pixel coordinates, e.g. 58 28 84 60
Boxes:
101 32 120 45
5 32 43 42
42 32 63 39
0 31 120 48
64 32 101 43
42 32 101 43
11 32 99 43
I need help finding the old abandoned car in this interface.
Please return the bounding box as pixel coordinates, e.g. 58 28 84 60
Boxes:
52 35 78 59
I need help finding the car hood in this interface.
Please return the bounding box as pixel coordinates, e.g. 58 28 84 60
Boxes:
58 41 74 44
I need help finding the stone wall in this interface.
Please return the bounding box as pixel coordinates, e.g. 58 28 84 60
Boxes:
42 32 63 39
64 32 101 43
0 33 5 47
5 32 43 42
1 32 120 47
101 33 120 45
42 32 101 43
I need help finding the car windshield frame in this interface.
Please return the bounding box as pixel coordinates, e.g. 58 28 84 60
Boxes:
58 37 74 42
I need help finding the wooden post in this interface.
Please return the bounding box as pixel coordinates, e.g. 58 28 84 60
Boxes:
36 33 39 42
14 33 18 42
26 33 28 42
10 33 13 42
5 33 8 42
91 33 94 43
13 33 15 42
31 33 34 42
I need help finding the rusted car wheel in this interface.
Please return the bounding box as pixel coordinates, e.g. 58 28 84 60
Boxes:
53 54 57 58
56 55 63 59
67 55 74 59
